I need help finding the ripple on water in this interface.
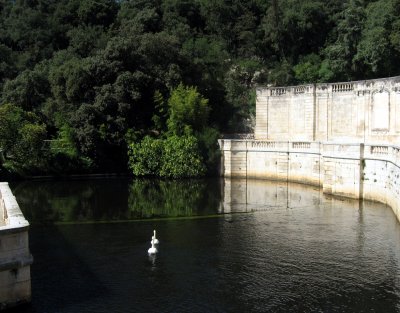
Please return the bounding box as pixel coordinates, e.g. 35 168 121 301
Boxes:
10 178 400 313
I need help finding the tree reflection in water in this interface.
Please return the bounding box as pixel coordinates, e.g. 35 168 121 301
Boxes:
11 178 221 224
128 179 220 218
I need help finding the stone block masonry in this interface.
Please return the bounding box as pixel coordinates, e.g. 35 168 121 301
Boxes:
219 140 400 222
0 183 32 311
255 76 400 143
219 75 400 223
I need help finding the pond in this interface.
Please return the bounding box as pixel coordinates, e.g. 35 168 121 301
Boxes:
9 178 400 312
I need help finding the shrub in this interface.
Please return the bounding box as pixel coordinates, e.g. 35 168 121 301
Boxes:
128 135 206 178
128 136 163 176
160 135 206 178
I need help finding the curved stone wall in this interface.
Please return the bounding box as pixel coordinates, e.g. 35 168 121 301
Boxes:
220 75 400 223
0 182 32 310
219 140 400 223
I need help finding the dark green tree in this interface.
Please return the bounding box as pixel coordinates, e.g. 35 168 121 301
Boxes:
167 83 209 136
0 104 47 169
323 0 366 81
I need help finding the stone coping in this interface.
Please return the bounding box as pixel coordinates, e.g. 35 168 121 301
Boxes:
256 75 400 90
0 255 33 272
219 139 400 149
0 182 29 231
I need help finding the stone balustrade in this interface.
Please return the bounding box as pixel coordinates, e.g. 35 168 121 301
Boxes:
256 75 400 143
369 145 389 155
269 87 287 96
268 84 314 97
251 141 276 149
292 142 311 149
332 83 354 92
219 140 400 222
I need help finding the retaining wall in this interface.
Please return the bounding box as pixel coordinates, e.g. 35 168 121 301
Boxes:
0 183 32 310
219 140 400 222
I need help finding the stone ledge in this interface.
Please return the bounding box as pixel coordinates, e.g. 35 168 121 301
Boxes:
219 139 400 222
0 182 32 310
0 255 34 272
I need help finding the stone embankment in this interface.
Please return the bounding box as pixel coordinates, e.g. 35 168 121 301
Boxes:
219 140 400 222
220 76 400 223
0 182 32 310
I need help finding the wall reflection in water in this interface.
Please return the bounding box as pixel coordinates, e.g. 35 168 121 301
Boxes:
220 178 360 213
9 177 400 312
10 177 392 224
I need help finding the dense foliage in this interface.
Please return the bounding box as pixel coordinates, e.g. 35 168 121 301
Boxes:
0 0 399 176
129 135 206 178
128 85 210 178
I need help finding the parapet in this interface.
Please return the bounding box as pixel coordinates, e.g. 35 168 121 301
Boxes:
0 182 32 311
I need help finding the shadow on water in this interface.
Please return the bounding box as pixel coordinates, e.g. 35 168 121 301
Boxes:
11 178 131 224
11 178 221 224
7 178 400 312
12 224 108 313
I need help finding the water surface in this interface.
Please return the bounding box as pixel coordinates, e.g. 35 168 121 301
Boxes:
10 178 400 312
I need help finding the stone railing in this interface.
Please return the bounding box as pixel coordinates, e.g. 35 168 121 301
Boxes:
364 144 400 165
370 145 389 155
256 75 400 143
270 87 287 96
0 183 32 310
219 139 400 222
331 83 354 92
264 80 380 96
268 82 353 95
251 141 276 149
268 84 314 96
249 141 289 152
263 76 400 98
221 140 321 153
293 86 311 94
292 142 311 149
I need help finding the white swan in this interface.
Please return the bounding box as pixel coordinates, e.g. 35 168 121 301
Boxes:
151 229 159 245
148 240 158 255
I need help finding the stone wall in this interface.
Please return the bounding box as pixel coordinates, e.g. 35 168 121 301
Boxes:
219 140 322 185
219 75 400 223
256 76 400 143
0 182 32 310
219 140 400 222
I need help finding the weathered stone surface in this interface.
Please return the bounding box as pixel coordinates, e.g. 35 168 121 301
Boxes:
255 76 400 143
219 140 400 222
0 183 32 311
220 76 400 223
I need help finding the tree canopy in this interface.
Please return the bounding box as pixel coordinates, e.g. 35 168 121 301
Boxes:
1 0 399 176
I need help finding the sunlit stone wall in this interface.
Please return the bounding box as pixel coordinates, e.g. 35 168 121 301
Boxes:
220 75 400 223
0 182 32 310
256 76 400 143
218 140 400 222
